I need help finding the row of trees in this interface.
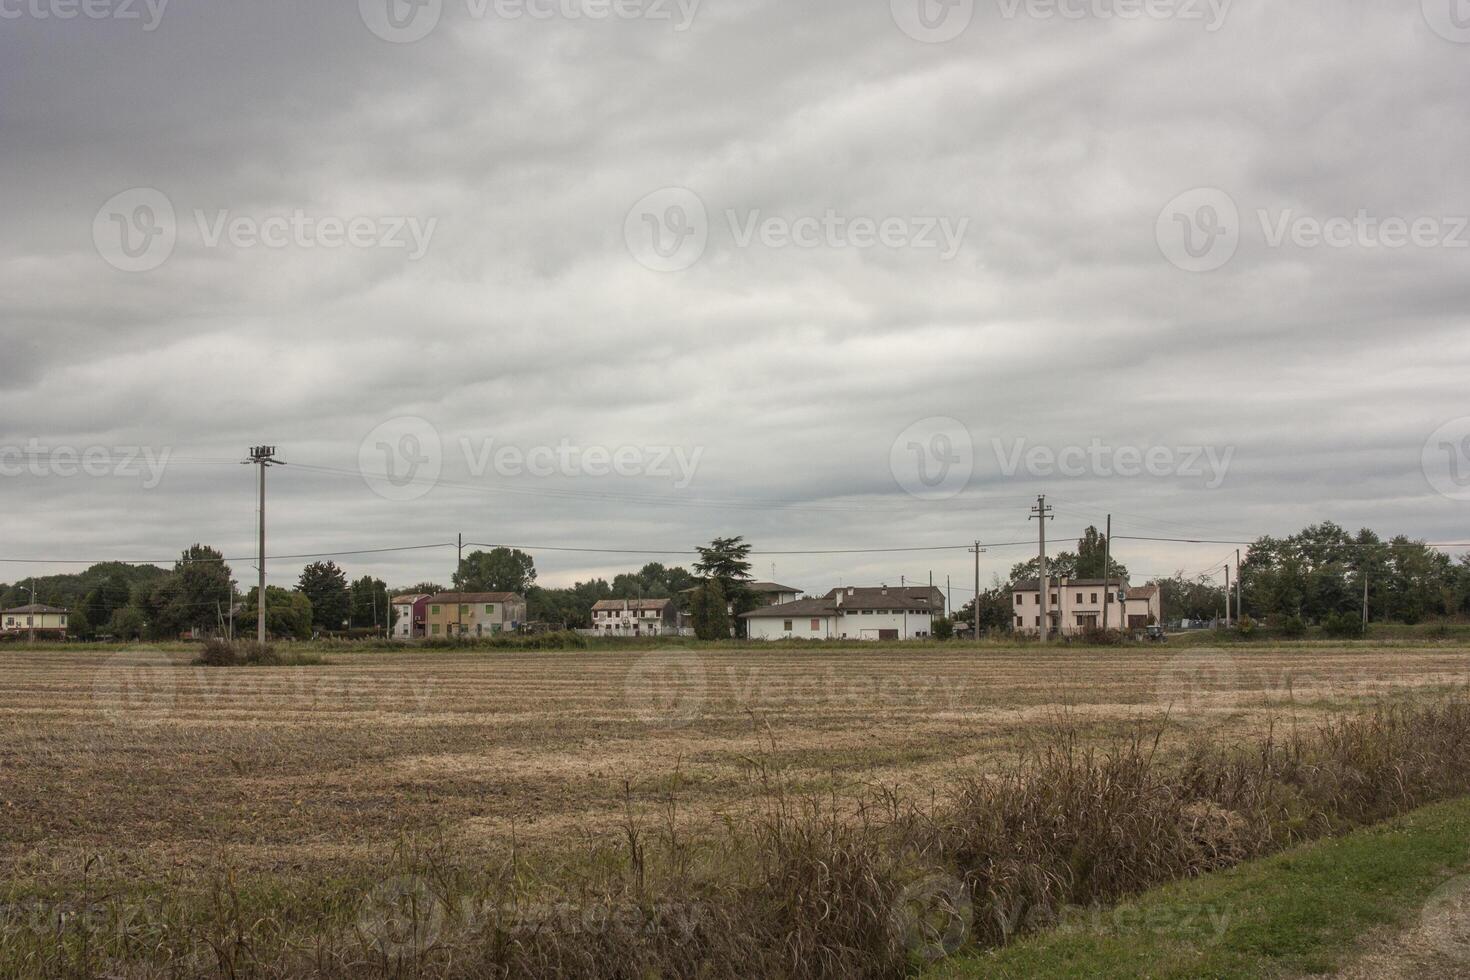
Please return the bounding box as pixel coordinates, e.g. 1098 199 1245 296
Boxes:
2 546 393 641
9 524 1467 641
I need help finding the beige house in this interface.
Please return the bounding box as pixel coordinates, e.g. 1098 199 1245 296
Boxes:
422 592 526 638
2 603 69 638
1011 578 1162 636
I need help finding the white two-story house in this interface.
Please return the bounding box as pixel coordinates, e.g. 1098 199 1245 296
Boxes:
1010 578 1162 636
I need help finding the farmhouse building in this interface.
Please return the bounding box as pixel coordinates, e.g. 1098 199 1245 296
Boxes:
1 603 69 638
740 585 943 641
1010 578 1163 636
421 592 526 638
590 598 678 636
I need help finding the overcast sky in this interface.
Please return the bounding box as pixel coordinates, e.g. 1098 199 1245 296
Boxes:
1 0 1468 599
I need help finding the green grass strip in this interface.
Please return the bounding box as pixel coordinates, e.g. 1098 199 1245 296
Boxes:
928 795 1470 980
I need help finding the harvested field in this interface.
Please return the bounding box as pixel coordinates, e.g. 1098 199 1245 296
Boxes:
2 641 1467 891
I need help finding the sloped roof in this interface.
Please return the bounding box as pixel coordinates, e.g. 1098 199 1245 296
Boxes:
591 598 674 612
3 604 68 614
741 597 838 618
824 586 942 611
746 581 803 594
426 593 524 604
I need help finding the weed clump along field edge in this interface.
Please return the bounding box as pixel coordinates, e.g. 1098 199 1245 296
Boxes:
12 695 1470 978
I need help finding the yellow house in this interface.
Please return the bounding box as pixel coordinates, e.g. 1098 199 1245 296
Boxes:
422 592 527 638
2 603 69 638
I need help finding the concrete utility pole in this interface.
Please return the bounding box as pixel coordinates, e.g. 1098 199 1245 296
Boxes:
243 446 285 644
28 578 35 643
1220 561 1231 626
1236 549 1243 627
970 541 986 638
1362 572 1369 630
1102 515 1112 631
1030 495 1053 642
456 532 463 637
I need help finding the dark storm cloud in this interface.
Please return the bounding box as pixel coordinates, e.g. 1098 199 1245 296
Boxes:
1 0 1468 594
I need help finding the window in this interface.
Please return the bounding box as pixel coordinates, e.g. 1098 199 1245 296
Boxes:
861 609 873 615
431 624 441 636
484 604 495 614
810 618 821 631
784 620 793 631
1050 593 1058 606
1015 615 1022 627
459 604 469 615
1034 616 1041 627
430 605 440 615
1033 594 1040 605
1091 593 1098 604
1015 594 1023 606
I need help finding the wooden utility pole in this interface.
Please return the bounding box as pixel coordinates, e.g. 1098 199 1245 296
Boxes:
243 446 284 645
1030 495 1053 642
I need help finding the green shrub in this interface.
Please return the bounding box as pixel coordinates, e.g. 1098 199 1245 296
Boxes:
1322 611 1367 638
1281 615 1307 638
932 618 954 640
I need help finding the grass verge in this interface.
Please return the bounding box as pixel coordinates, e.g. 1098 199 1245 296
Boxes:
930 794 1470 979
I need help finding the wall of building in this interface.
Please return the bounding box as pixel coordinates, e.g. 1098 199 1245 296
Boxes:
748 615 838 640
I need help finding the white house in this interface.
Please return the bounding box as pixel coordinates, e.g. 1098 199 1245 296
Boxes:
740 586 943 641
590 598 678 636
1010 578 1163 636
390 594 430 639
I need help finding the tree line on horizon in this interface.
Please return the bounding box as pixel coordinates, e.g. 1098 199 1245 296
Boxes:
4 524 1467 640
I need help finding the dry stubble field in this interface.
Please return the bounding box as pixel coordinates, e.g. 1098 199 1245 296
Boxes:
3 640 1468 896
